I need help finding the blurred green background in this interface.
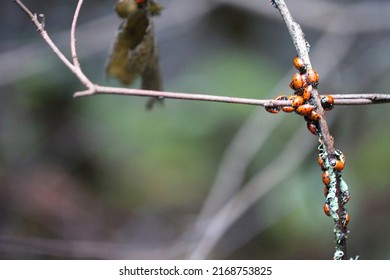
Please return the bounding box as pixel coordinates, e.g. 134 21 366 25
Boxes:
1 0 390 259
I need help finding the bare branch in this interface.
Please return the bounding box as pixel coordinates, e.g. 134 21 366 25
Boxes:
14 1 75 75
14 0 39 24
14 0 94 90
76 85 390 106
76 84 275 106
70 0 84 69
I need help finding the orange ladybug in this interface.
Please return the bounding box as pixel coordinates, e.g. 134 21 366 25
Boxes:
291 95 305 108
321 95 334 111
323 203 331 217
317 156 325 170
289 73 307 91
265 106 280 114
308 110 321 121
265 95 285 114
322 170 330 185
307 68 319 87
282 105 295 113
306 121 318 135
303 85 313 101
293 56 307 74
332 149 346 171
296 104 314 116
344 212 350 226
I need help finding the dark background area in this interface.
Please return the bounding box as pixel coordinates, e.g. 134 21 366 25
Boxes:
1 0 390 259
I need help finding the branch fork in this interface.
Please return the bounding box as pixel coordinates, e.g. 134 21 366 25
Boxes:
13 0 390 109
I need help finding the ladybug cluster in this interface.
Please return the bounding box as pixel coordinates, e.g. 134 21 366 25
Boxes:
265 56 349 228
318 145 350 226
265 56 335 136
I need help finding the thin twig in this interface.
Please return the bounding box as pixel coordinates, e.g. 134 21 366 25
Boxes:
13 0 94 90
70 0 84 69
14 0 74 72
77 85 390 106
78 84 279 106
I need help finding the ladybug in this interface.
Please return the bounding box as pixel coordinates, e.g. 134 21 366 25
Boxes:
344 212 350 226
303 85 312 101
275 95 287 101
291 95 304 108
323 203 331 217
331 149 346 171
306 121 318 135
321 95 334 111
306 68 319 87
282 105 295 113
317 156 325 170
322 170 330 186
265 95 285 114
293 56 307 74
308 110 321 121
265 106 280 114
289 73 307 91
336 149 346 164
296 104 314 116
332 160 345 171
282 95 295 112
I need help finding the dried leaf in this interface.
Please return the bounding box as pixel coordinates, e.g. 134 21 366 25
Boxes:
106 0 164 108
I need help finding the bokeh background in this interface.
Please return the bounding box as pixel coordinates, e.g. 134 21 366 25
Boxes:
1 0 390 259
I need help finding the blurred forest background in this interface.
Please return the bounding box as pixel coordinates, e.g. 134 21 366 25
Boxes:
1 0 390 259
